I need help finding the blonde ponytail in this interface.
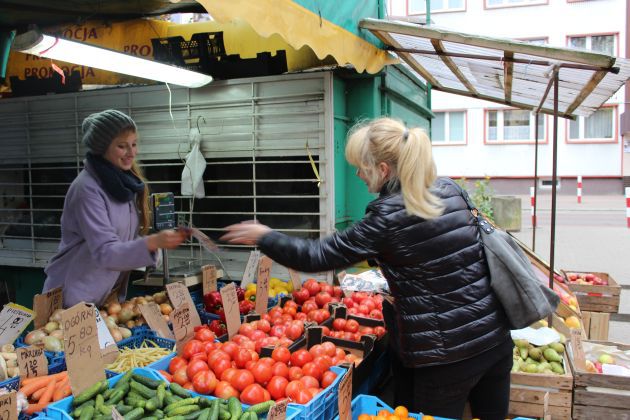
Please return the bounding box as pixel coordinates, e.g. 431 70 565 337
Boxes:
345 117 443 219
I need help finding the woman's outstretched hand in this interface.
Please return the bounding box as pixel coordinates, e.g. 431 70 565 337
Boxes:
220 221 272 245
146 229 189 251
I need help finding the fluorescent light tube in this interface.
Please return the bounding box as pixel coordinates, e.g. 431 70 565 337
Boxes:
12 30 213 88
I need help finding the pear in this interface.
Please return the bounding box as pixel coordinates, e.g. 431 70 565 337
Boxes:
528 347 543 361
543 348 563 363
550 361 565 375
550 342 565 354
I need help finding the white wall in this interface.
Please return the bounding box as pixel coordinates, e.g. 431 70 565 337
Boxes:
388 0 626 179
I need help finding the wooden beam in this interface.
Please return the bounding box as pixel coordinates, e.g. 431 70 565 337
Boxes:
504 51 514 103
431 39 479 96
371 30 443 88
565 69 609 115
360 18 616 68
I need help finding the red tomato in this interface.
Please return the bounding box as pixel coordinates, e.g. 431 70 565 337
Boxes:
221 367 238 383
230 369 255 392
190 352 208 362
250 361 273 385
207 350 231 367
240 383 269 405
315 292 332 308
303 279 321 297
194 328 216 342
373 326 386 338
272 346 291 364
290 349 313 368
319 283 334 296
266 375 289 400
169 356 188 374
344 319 360 333
186 359 209 380
270 324 287 338
204 341 218 354
271 361 289 379
285 321 304 341
321 341 337 358
369 309 384 320
313 355 333 373
295 312 308 321
238 323 255 338
288 366 304 381
214 380 240 399
294 389 313 404
221 341 239 359
183 382 195 391
282 306 297 317
257 319 271 333
285 380 305 400
158 370 172 382
182 340 205 360
192 370 217 395
321 370 337 388
234 348 253 369
210 358 232 380
302 300 318 314
299 375 319 389
332 318 347 331
308 344 325 358
301 362 322 382
173 367 189 386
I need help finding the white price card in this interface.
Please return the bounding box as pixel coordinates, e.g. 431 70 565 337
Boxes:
0 303 33 347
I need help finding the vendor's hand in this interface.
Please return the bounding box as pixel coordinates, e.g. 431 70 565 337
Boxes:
220 221 272 245
146 229 188 251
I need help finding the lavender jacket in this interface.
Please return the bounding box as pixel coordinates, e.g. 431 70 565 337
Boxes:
43 161 156 308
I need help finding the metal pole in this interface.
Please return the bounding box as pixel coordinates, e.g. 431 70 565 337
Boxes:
533 113 539 251
547 69 560 326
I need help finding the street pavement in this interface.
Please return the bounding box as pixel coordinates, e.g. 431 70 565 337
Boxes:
509 193 630 343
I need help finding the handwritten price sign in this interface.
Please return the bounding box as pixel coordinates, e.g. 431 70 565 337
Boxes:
0 391 17 420
172 303 194 355
139 303 174 339
61 303 105 396
241 251 261 287
17 346 48 378
220 283 241 339
166 282 201 328
33 287 62 329
0 303 33 347
202 265 218 295
255 256 273 315
267 399 288 420
337 365 353 420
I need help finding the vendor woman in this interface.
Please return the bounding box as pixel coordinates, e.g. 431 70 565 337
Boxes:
43 109 188 308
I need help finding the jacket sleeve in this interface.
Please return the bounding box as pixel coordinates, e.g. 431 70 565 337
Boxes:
74 183 156 271
257 211 388 272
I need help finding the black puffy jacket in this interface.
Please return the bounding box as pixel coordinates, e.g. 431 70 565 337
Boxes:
258 177 510 367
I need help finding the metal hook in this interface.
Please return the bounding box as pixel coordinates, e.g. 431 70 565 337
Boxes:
196 115 206 133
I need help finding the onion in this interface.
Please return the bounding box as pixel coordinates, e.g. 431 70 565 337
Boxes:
106 302 121 315
120 302 134 313
105 317 117 330
49 330 64 340
144 295 154 302
43 336 63 352
125 320 136 329
132 305 141 317
110 328 123 343
24 330 47 345
160 303 173 315
49 309 64 323
153 292 167 304
118 308 134 323
136 297 147 306
44 322 59 334
119 327 132 339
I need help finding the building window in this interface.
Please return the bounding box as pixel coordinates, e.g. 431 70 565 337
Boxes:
486 109 545 143
486 0 547 8
519 37 548 46
432 111 466 144
408 0 465 14
567 107 616 142
568 34 616 55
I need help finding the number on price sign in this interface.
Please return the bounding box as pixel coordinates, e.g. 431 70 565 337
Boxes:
139 303 174 339
220 283 241 338
202 265 218 295
255 256 273 315
33 287 62 329
337 365 353 420
17 346 48 378
166 282 201 327
61 302 105 396
267 399 288 420
0 303 33 347
172 302 195 355
0 391 17 420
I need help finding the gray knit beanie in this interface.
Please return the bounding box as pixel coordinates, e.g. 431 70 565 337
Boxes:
82 109 137 155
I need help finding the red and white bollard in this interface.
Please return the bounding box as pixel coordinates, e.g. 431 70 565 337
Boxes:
577 176 583 203
530 186 536 228
626 187 630 228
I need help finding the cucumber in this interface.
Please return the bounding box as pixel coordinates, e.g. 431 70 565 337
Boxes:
154 409 165 419
132 373 163 389
146 398 158 412
157 383 167 408
197 408 211 420
107 387 127 405
115 404 134 415
78 404 95 420
74 380 107 406
182 410 205 420
169 383 192 399
165 394 183 405
73 400 95 417
123 407 144 420
115 371 133 389
246 400 274 414
217 406 231 420
130 381 157 399
164 397 200 413
208 399 219 420
102 388 114 400
166 405 201 417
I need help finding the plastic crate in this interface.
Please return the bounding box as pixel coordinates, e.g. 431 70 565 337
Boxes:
45 368 158 420
14 336 64 368
333 395 457 420
104 331 175 376
0 349 67 393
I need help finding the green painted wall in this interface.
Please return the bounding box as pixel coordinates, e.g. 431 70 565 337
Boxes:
0 266 45 309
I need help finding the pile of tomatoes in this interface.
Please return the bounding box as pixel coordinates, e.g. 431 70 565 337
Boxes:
341 291 385 320
327 318 387 342
162 324 350 406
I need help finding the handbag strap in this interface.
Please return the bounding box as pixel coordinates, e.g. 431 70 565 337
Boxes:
447 178 495 234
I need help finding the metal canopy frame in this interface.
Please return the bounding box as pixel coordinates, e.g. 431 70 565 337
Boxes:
360 18 630 308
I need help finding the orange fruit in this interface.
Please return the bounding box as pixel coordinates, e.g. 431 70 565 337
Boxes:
358 415 371 420
422 416 435 420
374 416 387 420
394 406 409 418
378 409 391 417
388 416 401 420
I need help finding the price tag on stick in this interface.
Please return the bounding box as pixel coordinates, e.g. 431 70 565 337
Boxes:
202 265 218 295
220 283 241 339
139 303 174 339
267 399 288 420
166 281 201 328
255 256 273 315
0 303 34 347
33 287 62 329
17 346 48 378
337 364 353 420
570 329 587 371
172 302 195 355
288 268 301 291
0 391 18 420
61 302 105 396
241 250 261 287
111 407 124 420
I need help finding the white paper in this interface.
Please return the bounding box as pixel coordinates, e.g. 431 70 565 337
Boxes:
602 364 630 377
510 327 561 346
94 308 117 350
340 269 389 293
190 227 218 252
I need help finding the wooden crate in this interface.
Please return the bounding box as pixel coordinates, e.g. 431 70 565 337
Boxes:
568 340 630 419
560 270 621 313
581 311 610 341
509 352 573 419
551 301 587 339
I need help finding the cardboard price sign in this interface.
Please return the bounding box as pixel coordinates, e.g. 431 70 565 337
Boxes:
202 265 218 295
94 308 118 364
0 391 18 420
17 346 48 378
0 303 34 347
139 303 174 339
165 281 201 328
241 250 261 287
33 287 62 329
172 302 195 355
288 268 301 291
267 399 288 420
570 329 587 371
220 282 241 339
337 365 353 420
61 302 105 396
255 256 273 315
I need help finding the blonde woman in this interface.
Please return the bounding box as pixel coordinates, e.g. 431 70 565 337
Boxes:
221 117 511 419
